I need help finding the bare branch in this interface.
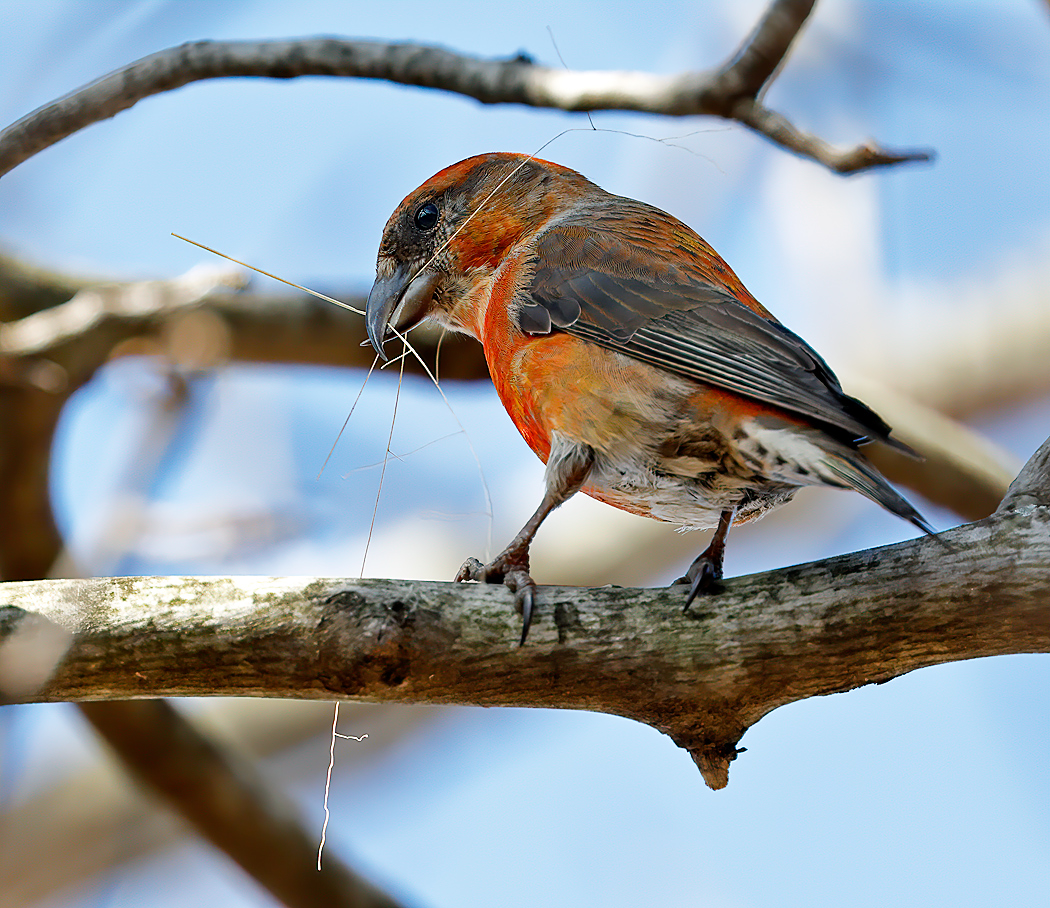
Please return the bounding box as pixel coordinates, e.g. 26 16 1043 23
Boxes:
4 436 1048 790
731 103 927 173
707 2 926 173
998 436 1050 512
0 8 931 180
717 0 816 95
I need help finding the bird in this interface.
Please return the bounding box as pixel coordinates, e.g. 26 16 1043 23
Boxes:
365 152 934 644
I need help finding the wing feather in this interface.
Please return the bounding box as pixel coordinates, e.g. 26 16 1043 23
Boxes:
524 209 907 450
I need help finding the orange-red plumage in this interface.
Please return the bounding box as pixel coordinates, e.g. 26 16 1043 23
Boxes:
366 153 933 643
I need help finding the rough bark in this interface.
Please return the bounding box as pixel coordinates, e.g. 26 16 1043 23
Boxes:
3 436 1048 789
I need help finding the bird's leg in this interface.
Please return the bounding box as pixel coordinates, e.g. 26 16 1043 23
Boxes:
456 436 594 644
678 507 736 610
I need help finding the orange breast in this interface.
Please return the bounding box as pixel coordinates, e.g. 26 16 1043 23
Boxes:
479 270 555 464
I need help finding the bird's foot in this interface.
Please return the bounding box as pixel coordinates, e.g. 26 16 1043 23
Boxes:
674 551 724 612
675 509 733 612
456 550 537 645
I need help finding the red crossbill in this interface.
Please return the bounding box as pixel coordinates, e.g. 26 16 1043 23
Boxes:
367 153 933 643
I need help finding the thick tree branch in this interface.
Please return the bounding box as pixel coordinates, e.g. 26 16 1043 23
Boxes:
0 2 930 179
3 436 1048 790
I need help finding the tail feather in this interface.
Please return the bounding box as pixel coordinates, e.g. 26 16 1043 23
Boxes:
823 451 936 537
735 420 939 539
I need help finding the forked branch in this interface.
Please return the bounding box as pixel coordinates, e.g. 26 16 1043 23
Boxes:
0 1 930 180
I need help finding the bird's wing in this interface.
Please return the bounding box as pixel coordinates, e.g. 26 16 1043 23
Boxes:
519 208 905 450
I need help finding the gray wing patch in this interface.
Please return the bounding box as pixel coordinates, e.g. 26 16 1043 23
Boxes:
525 272 896 447
517 216 906 450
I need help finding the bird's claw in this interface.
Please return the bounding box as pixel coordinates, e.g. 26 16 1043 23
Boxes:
504 570 536 646
455 553 538 644
454 557 488 583
676 556 723 612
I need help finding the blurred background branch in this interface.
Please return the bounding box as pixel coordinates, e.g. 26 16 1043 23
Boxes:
0 701 432 908
76 700 410 908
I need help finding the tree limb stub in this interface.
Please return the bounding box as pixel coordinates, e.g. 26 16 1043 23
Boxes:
0 2 930 180
2 441 1047 789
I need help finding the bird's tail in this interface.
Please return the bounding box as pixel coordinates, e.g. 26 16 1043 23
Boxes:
821 450 936 537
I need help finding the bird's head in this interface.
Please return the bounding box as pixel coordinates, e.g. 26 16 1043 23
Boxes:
366 152 588 359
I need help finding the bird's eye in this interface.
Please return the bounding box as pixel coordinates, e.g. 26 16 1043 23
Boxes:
414 202 439 231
